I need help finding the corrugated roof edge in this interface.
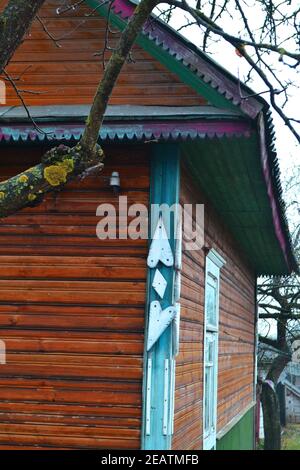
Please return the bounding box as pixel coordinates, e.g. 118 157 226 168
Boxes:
90 0 297 273
0 119 252 143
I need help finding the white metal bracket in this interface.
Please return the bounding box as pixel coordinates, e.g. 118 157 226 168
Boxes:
172 303 181 356
173 270 181 302
147 216 174 268
147 301 177 351
169 358 176 435
152 269 167 299
163 359 170 435
145 358 152 435
174 212 182 270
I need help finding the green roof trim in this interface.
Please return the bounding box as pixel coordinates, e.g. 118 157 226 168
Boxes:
135 36 237 112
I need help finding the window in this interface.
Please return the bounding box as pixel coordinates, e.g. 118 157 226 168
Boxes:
203 249 225 450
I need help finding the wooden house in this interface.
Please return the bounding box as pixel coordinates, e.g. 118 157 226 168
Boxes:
0 0 297 450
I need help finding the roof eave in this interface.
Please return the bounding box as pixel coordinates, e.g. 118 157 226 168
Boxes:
86 0 296 274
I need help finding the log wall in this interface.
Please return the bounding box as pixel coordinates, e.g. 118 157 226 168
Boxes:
0 143 149 449
172 165 256 450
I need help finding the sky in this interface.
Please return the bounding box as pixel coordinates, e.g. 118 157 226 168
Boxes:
156 1 300 176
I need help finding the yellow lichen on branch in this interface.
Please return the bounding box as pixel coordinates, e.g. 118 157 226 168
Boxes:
43 158 75 187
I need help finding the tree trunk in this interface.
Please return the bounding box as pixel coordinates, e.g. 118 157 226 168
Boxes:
261 381 281 450
260 346 290 450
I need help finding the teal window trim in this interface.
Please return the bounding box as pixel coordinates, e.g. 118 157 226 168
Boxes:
141 143 180 450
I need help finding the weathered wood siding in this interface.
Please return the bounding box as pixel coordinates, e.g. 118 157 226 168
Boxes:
0 0 206 107
172 166 256 450
286 387 300 424
0 144 149 449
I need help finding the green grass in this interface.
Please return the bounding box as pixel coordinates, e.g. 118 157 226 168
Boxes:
282 424 300 450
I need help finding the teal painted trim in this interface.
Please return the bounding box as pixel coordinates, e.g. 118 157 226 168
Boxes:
85 0 238 111
135 35 236 112
216 407 255 450
141 143 180 450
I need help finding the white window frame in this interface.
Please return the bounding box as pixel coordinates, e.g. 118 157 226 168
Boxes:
203 249 225 450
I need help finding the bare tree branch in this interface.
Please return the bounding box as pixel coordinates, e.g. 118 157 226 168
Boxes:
0 0 47 72
165 0 300 143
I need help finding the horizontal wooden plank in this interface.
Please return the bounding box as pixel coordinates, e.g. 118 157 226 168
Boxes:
0 363 142 380
0 245 147 256
5 60 167 74
8 71 179 86
0 303 144 316
0 422 140 439
0 279 145 291
0 314 144 331
4 83 199 97
3 337 143 355
0 386 141 406
0 264 146 281
0 433 139 450
0 290 145 306
0 411 140 428
0 401 141 417
0 255 146 265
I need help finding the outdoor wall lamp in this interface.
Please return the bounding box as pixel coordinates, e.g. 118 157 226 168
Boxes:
109 171 121 194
